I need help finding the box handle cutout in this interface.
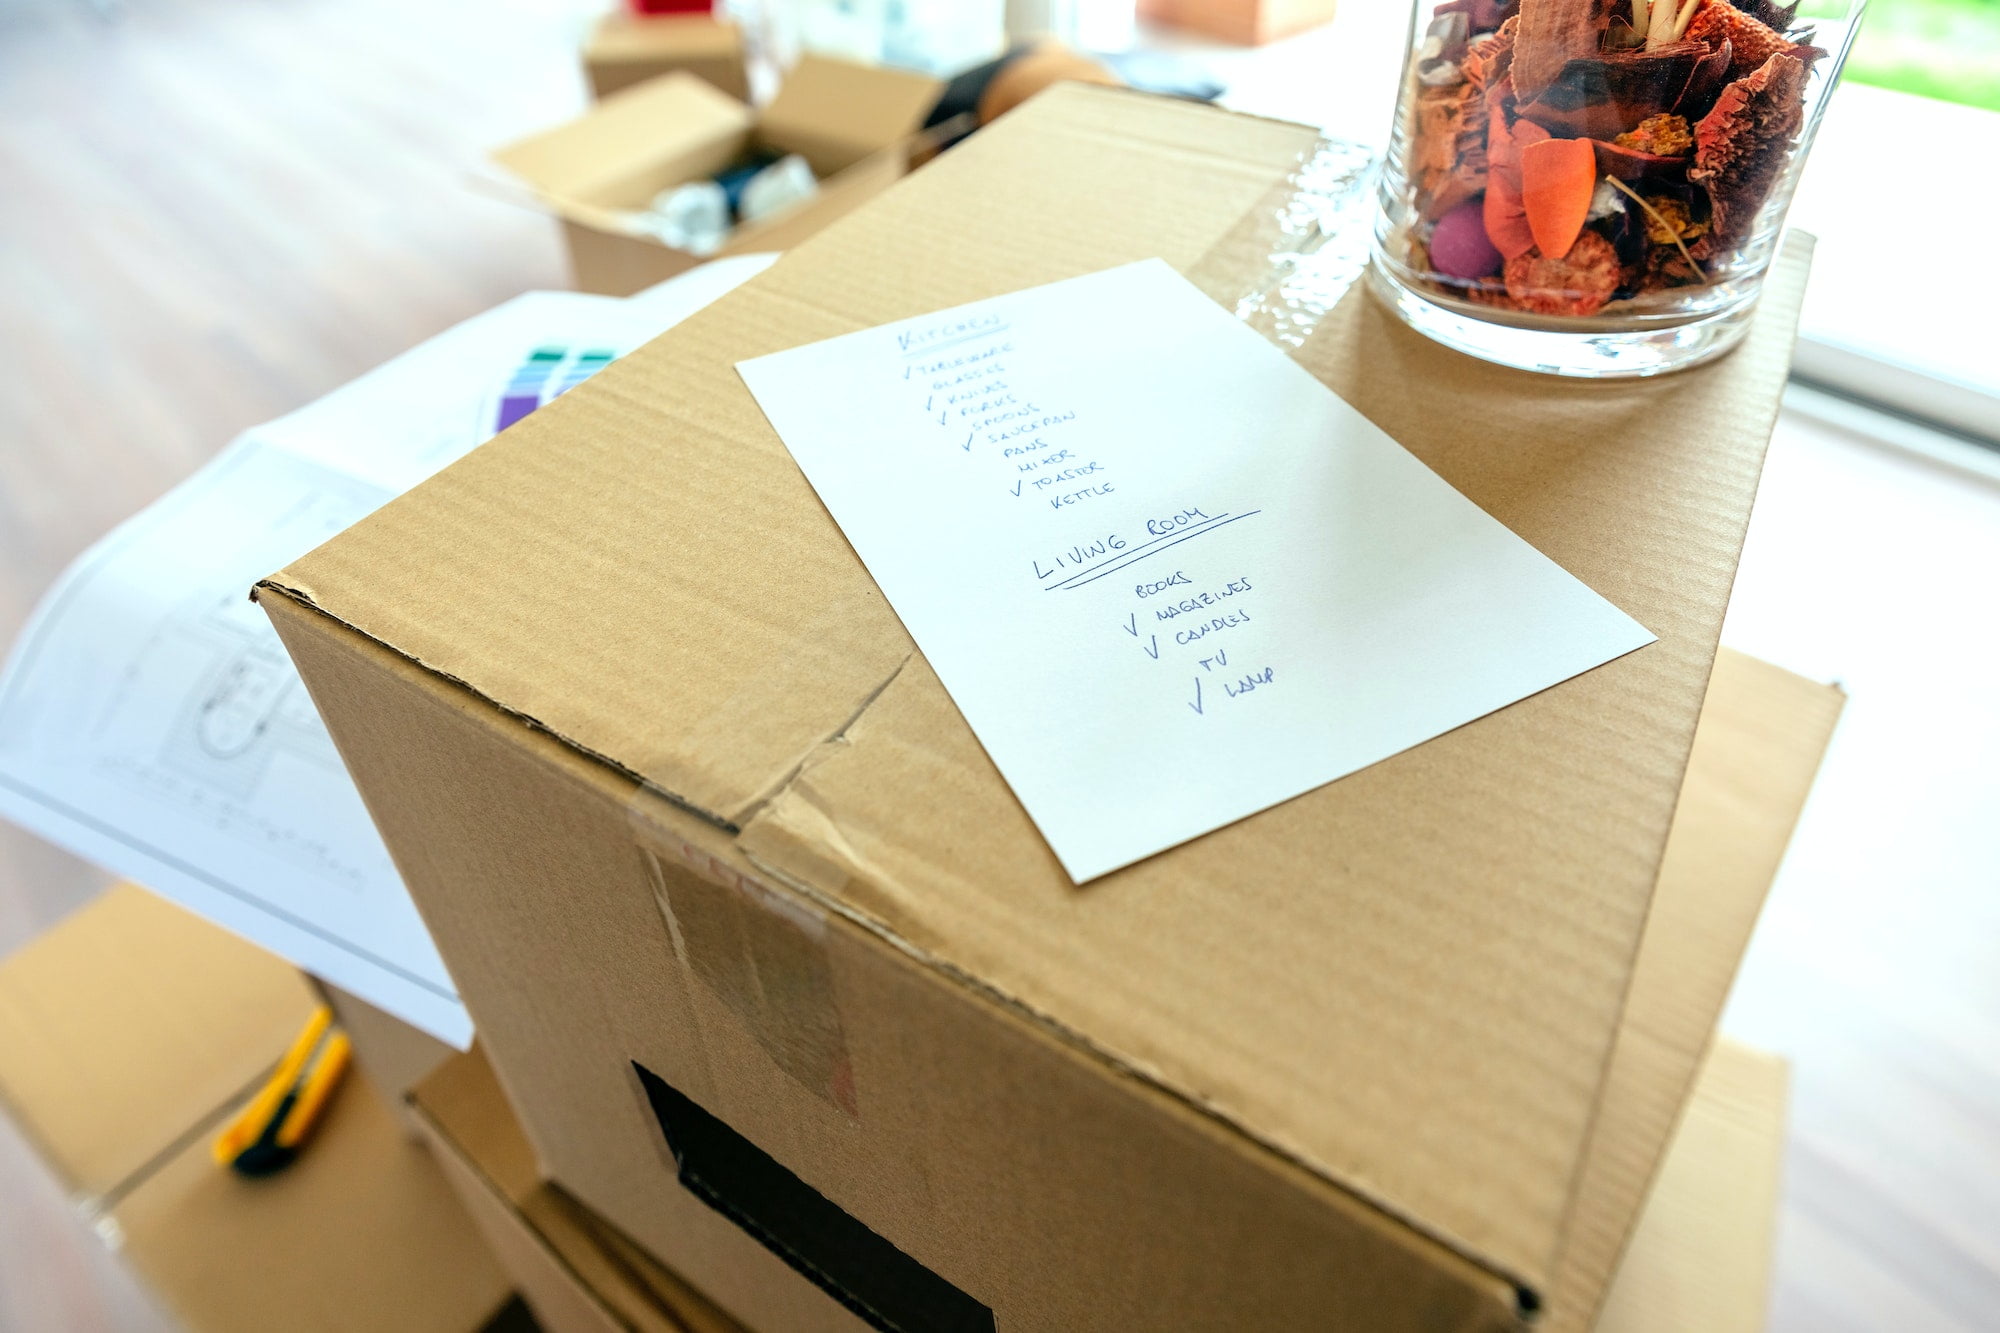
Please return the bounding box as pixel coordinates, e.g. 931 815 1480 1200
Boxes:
633 1062 996 1333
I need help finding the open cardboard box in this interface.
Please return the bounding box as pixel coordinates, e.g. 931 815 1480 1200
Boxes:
0 886 513 1333
265 85 1823 1331
407 648 1829 1333
584 13 749 101
491 59 941 296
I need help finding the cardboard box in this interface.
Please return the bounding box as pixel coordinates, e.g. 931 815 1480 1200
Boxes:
407 650 1829 1333
585 14 750 102
415 1035 1791 1333
1137 0 1340 45
262 85 1816 1330
492 60 941 296
0 886 514 1333
1599 1038 1791 1333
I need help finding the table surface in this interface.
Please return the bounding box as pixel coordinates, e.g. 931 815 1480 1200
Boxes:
1 2 1994 1330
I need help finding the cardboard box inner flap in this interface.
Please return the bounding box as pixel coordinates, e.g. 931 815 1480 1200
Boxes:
756 55 943 176
494 59 936 221
266 85 1810 1294
492 73 754 216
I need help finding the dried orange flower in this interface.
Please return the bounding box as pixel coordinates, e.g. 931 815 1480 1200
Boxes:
1615 114 1694 157
1637 194 1709 244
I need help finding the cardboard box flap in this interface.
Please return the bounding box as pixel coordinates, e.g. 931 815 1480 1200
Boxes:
493 72 752 208
758 54 942 174
261 86 1806 1291
1540 648 1839 1331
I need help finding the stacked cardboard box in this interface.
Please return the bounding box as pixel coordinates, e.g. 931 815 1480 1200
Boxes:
583 13 750 101
0 887 513 1333
263 85 1827 1329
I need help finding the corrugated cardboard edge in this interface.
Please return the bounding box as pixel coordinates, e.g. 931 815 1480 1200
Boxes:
1541 650 1840 1330
258 579 730 834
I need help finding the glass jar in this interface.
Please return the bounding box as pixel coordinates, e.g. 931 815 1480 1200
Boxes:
1368 0 1866 377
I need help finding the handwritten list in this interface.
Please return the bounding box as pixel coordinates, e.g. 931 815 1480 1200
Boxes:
738 261 1654 881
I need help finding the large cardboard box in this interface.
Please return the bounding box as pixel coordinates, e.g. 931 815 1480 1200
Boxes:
0 886 513 1332
409 649 1831 1333
585 14 750 102
262 86 1817 1330
493 60 941 296
415 1037 1791 1333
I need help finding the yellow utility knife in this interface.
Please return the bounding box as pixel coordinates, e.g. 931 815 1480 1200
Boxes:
212 1003 351 1177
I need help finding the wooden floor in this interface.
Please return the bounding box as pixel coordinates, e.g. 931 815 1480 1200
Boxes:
0 1 1994 1330
0 0 577 1327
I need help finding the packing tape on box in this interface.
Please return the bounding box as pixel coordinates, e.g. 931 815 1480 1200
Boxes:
615 138 1380 1118
1186 136 1379 353
628 799 861 1118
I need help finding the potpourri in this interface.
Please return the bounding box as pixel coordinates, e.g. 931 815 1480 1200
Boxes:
1398 0 1823 316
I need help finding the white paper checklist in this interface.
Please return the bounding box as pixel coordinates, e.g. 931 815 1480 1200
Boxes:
738 260 1655 882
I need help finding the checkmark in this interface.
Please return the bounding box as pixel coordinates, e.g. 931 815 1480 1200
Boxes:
1122 613 1137 636
1143 635 1159 659
1011 480 1022 496
1187 677 1203 715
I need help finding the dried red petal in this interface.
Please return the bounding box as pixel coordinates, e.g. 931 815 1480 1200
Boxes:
1519 42 1708 140
1691 52 1808 245
1436 0 1519 33
1593 139 1689 181
1675 38 1735 115
1503 230 1623 315
1482 95 1548 260
1520 136 1599 258
1511 0 1619 103
1461 21 1519 91
1684 0 1821 79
